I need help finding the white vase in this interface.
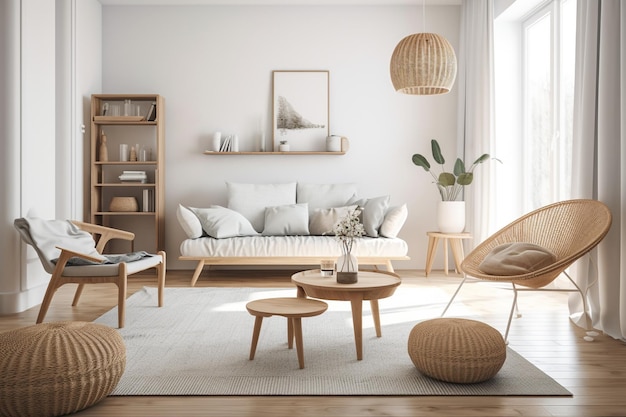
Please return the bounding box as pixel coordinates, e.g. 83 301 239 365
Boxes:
212 132 221 151
437 201 466 233
326 135 342 152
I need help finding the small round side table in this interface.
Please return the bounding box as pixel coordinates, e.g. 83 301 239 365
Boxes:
424 231 472 276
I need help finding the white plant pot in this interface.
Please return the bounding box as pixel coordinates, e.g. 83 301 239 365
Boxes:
437 201 466 233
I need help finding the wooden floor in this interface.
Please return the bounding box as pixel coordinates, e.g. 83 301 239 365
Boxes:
2 268 625 417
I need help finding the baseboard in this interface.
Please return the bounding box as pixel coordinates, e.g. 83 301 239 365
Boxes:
0 284 46 315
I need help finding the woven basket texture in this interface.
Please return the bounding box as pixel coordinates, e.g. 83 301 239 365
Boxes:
461 199 612 288
408 318 506 384
0 321 126 417
390 32 457 95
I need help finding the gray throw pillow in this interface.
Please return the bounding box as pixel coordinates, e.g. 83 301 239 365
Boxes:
348 195 390 237
262 203 310 236
191 206 258 239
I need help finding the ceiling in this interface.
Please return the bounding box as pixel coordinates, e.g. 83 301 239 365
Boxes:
98 0 461 5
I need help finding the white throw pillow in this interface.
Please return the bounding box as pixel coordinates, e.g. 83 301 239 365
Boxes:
227 182 296 233
191 206 258 239
380 204 408 238
349 195 390 237
309 205 358 235
176 204 204 239
262 203 310 236
479 242 557 276
296 183 357 212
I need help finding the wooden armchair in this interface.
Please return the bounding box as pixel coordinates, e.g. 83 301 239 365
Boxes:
14 218 166 328
441 199 612 341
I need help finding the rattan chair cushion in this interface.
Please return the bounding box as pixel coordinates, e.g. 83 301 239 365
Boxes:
408 318 506 384
478 242 557 276
0 322 126 417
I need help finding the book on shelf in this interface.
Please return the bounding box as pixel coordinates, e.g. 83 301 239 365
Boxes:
119 171 147 183
142 189 154 212
145 102 157 121
219 135 232 152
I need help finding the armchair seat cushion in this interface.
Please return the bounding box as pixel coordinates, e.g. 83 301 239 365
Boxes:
61 253 164 277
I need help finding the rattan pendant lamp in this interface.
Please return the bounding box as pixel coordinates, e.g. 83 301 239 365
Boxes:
390 2 457 95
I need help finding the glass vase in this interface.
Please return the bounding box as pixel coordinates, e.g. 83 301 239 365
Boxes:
337 252 358 284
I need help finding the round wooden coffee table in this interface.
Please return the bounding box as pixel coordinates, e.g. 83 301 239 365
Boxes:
291 269 401 360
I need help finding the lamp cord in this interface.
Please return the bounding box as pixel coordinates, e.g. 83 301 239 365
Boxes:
422 0 426 33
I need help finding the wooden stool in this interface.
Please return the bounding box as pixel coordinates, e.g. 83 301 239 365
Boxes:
424 231 471 276
246 297 328 369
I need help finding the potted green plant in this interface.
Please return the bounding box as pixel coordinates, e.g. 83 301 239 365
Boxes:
412 139 493 233
412 139 491 201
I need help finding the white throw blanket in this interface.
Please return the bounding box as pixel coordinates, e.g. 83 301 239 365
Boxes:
14 218 152 271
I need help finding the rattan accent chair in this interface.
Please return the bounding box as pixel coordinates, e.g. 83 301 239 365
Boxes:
14 218 166 328
441 199 612 341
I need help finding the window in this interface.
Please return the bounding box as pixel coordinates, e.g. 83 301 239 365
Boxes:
494 0 577 226
522 0 577 211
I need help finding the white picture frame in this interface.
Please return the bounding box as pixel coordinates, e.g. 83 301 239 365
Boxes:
272 70 329 152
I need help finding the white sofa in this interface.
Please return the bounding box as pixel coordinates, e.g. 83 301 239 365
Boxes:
177 182 410 286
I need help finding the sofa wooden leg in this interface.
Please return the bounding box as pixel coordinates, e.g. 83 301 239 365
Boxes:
190 261 205 287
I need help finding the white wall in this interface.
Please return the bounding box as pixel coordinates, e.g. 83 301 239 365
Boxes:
0 0 57 314
0 0 24 312
101 5 461 270
0 0 102 315
55 0 102 221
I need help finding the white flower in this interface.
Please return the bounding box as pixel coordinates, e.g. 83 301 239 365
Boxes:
334 207 365 254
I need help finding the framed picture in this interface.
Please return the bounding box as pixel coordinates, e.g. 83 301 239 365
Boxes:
272 70 329 151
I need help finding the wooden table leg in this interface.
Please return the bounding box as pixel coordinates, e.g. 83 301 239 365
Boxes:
425 236 439 277
370 299 382 337
287 317 294 349
293 317 305 369
443 237 449 275
350 298 364 360
249 316 263 360
296 285 306 298
449 238 465 274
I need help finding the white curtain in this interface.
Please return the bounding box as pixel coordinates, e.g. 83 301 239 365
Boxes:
457 0 496 245
570 0 626 341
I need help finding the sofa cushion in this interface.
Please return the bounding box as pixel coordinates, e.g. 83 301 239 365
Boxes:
177 204 204 239
227 182 296 233
180 234 409 258
296 183 357 212
262 203 310 236
191 206 258 239
380 204 408 238
309 205 358 236
349 195 390 237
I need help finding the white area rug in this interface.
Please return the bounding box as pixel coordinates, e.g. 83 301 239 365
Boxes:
95 286 571 396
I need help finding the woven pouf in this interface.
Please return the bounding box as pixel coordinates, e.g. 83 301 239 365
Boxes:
408 318 506 384
0 321 126 417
